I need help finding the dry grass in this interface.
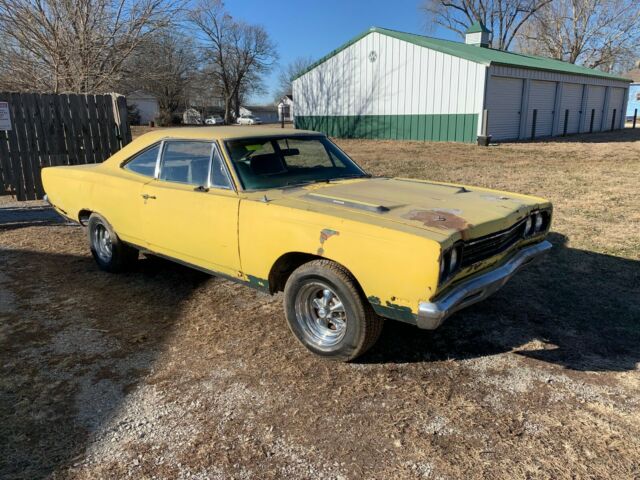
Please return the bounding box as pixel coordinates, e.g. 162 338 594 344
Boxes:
1 128 639 479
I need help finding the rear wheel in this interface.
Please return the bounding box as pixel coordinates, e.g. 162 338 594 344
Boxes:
87 213 138 273
283 260 383 361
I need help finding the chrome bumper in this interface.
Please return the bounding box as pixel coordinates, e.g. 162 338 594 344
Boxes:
417 240 552 329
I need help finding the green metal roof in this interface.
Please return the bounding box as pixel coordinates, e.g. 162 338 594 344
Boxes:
293 26 632 83
466 21 490 34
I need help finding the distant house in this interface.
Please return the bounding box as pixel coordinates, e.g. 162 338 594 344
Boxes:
278 95 294 122
127 90 159 125
239 105 279 123
625 68 640 121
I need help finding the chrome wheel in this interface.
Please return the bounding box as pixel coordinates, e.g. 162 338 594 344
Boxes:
294 282 347 349
92 223 112 262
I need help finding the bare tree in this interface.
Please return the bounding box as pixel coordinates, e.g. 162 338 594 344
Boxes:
421 0 553 50
0 0 178 93
274 56 315 102
517 0 640 72
121 30 197 125
189 0 278 123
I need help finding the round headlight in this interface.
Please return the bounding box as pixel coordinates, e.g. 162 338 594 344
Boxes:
524 216 533 236
534 213 544 232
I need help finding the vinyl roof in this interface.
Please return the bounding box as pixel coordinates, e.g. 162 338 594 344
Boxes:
293 26 631 83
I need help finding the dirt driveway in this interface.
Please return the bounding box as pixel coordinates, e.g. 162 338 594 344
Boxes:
1 129 639 479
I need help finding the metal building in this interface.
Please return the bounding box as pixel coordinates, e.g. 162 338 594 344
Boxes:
293 24 631 142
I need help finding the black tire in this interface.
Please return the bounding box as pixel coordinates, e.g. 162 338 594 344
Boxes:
87 213 138 273
283 259 383 361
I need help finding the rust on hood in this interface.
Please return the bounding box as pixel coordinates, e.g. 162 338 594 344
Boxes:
403 209 472 239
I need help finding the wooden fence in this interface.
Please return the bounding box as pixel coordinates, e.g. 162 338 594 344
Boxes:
0 92 132 201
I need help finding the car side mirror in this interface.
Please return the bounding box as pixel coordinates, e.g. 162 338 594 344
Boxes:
194 185 209 192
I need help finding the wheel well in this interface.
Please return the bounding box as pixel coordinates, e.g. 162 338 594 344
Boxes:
268 252 321 293
78 209 92 226
267 252 366 298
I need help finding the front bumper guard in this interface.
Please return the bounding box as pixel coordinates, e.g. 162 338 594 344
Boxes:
417 240 552 329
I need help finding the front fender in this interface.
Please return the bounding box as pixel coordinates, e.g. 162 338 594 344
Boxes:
238 199 441 323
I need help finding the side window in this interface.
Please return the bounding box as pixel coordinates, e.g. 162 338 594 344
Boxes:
210 148 232 189
159 141 212 186
123 144 160 177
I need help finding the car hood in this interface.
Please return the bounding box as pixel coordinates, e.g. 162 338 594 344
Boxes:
265 177 549 242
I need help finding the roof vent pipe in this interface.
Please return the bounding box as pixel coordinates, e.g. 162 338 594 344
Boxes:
465 21 491 48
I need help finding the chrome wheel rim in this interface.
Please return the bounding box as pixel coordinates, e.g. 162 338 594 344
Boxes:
294 282 347 349
92 223 112 262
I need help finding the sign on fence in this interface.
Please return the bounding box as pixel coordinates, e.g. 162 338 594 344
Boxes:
0 102 11 131
0 92 131 201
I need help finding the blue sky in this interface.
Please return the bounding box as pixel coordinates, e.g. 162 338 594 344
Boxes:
224 0 458 104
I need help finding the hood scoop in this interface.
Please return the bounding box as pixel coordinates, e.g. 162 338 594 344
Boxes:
305 192 393 213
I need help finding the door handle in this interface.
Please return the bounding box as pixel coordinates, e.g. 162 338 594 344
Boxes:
141 194 156 200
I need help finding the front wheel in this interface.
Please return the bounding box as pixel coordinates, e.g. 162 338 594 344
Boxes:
87 213 138 273
283 260 383 361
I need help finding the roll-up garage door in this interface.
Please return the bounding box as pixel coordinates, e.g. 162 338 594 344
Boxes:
605 87 625 130
581 85 605 132
558 83 583 135
527 80 557 138
487 76 523 140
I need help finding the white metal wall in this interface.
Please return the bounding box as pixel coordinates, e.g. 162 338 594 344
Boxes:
294 31 486 130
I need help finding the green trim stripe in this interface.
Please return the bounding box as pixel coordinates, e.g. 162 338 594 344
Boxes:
295 114 479 143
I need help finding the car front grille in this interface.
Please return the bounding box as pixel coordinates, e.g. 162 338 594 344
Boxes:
461 218 528 268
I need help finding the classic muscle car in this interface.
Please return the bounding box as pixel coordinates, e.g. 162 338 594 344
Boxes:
42 127 552 360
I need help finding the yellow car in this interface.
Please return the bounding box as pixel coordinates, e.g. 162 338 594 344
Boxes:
42 127 552 360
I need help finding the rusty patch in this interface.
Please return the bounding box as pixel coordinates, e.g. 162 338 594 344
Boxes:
317 228 339 255
403 209 472 239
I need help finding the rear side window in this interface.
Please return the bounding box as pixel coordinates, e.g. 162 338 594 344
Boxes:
159 141 212 186
124 144 160 177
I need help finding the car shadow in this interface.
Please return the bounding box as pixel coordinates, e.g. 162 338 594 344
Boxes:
361 232 640 371
0 248 210 480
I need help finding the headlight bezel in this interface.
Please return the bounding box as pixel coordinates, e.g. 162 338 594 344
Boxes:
439 242 464 285
524 209 552 238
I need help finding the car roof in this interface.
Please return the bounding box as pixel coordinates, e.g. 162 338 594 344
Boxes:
134 126 321 143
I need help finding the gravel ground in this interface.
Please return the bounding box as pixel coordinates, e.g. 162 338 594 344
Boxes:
1 129 639 479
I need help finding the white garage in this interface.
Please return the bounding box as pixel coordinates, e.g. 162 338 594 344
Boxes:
293 24 632 143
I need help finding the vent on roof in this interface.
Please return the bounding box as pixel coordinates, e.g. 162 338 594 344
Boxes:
465 21 491 48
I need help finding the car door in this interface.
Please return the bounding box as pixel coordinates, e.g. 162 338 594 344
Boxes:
140 140 241 277
113 142 162 244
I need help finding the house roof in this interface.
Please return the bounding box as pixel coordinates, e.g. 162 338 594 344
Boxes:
466 21 490 34
293 26 632 83
243 105 277 113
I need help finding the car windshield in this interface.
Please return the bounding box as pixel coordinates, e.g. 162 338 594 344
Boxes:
224 135 368 190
